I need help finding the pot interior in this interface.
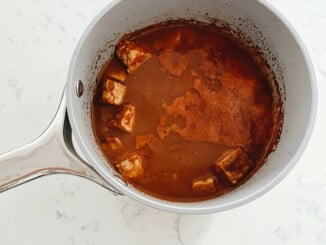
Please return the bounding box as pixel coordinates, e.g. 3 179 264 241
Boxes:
66 0 315 213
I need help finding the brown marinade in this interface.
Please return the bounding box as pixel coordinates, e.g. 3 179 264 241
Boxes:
92 20 283 202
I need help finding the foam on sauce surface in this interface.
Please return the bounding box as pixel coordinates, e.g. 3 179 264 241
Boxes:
92 21 282 201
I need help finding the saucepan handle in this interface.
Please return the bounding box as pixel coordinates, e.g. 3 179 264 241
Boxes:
0 90 122 195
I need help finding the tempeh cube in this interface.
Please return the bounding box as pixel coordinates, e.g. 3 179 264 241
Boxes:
116 154 143 179
107 69 127 83
192 173 217 195
111 104 135 133
101 136 124 157
215 146 254 185
116 40 152 73
105 137 123 152
102 79 126 105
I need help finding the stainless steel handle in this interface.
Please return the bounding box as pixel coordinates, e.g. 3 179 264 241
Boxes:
0 90 122 195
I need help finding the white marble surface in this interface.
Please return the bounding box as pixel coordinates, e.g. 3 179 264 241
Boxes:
0 0 325 244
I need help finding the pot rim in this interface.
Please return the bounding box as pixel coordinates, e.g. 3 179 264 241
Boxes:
66 0 317 214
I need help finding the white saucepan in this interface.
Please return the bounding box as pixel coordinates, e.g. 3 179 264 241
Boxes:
0 0 317 214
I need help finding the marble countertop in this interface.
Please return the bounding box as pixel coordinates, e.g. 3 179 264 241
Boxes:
0 0 325 244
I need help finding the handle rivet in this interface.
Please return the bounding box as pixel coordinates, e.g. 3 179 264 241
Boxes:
76 80 84 97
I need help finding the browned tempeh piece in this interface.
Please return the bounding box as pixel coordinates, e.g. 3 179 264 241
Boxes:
105 137 123 152
107 69 127 82
102 79 126 105
192 173 217 195
111 104 135 133
215 146 254 185
116 40 152 73
116 154 143 179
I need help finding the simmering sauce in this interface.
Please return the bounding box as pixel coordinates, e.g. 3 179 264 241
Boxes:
92 21 282 201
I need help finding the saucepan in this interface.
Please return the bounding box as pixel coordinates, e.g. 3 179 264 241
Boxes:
0 0 317 214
